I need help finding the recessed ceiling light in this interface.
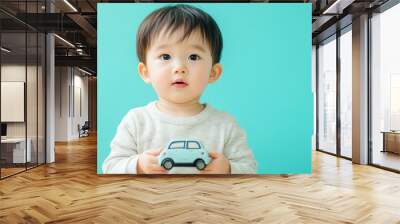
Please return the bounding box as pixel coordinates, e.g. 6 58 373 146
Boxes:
63 0 78 12
77 67 93 76
322 0 353 15
1 47 11 53
54 34 75 48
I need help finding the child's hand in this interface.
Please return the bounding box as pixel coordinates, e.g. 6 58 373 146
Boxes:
137 148 168 174
199 151 230 174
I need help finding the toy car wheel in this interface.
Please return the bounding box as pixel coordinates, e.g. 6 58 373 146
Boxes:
194 159 206 170
162 158 174 170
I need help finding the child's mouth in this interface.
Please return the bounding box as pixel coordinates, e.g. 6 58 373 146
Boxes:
172 81 188 88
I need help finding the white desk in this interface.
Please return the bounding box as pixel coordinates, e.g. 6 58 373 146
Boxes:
1 138 32 163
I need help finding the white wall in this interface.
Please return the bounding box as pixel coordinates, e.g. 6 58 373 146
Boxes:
73 73 89 138
55 66 69 141
1 65 26 132
1 65 41 137
1 63 46 164
55 67 89 141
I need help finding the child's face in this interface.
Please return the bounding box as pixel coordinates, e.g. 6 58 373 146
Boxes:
138 28 222 105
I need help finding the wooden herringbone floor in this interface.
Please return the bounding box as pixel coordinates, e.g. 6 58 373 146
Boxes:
1 134 400 224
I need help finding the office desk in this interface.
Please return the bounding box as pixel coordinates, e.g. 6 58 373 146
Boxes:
381 131 400 154
1 138 32 163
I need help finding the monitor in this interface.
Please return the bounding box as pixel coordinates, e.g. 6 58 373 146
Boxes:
1 123 7 137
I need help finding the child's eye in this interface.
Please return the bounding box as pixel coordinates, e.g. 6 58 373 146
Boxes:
188 54 201 61
160 54 171 61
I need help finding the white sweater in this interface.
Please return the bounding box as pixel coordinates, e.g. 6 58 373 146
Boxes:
102 101 257 174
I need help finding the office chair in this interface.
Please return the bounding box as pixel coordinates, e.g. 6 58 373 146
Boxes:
79 121 90 138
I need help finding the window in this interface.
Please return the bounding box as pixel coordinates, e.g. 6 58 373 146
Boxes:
187 141 201 149
371 2 400 171
390 74 400 130
317 35 337 154
168 141 185 149
339 27 352 158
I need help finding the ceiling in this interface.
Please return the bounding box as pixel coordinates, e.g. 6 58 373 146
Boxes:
0 0 394 75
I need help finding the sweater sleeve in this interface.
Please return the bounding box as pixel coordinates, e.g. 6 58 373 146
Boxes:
224 120 257 174
102 111 139 174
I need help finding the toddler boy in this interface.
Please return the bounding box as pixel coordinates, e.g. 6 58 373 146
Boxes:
103 4 257 174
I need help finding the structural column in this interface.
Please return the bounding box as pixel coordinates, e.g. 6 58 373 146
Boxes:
352 14 369 164
46 1 55 163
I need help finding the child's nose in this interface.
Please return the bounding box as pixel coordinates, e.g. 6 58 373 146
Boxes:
173 64 188 75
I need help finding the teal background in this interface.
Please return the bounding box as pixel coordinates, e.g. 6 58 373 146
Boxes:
97 3 313 174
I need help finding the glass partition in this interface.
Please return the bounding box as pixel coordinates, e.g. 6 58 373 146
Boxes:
339 27 352 158
317 35 337 155
371 3 400 171
0 1 46 179
1 30 28 177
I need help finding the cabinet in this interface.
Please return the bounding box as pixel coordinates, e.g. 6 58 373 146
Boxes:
382 131 400 154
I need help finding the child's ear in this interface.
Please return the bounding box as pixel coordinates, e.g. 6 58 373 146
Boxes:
138 62 151 83
208 63 222 83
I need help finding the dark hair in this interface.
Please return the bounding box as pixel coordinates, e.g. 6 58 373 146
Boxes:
136 4 223 64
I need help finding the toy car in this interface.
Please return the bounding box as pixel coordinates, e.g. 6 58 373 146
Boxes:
158 140 210 170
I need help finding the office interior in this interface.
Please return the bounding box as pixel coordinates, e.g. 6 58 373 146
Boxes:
313 0 400 172
1 0 97 179
0 0 399 222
